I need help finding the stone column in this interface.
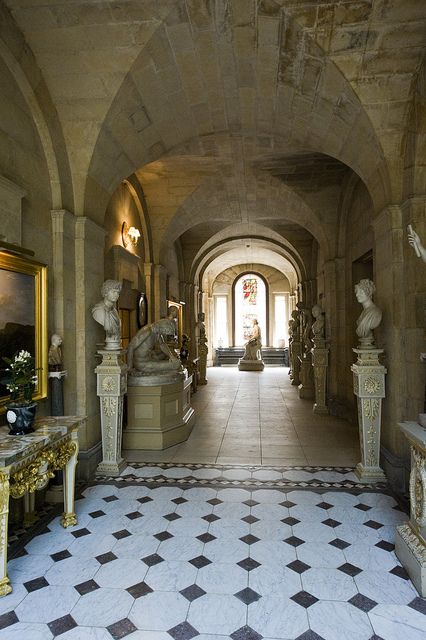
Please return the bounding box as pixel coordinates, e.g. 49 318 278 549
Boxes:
48 371 67 415
95 349 127 477
395 417 426 596
351 348 387 482
311 338 329 414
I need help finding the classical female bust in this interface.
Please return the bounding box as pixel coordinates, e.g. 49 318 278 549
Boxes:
354 279 382 348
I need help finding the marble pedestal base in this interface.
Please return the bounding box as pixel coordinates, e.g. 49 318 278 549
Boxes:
290 341 302 386
238 359 264 371
298 355 314 399
124 375 195 450
395 419 426 596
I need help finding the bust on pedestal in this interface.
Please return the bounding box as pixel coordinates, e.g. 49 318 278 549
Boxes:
351 279 386 482
238 319 264 371
310 305 329 414
298 308 314 399
124 317 195 450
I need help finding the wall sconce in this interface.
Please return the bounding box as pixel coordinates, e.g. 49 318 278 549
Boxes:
122 221 141 248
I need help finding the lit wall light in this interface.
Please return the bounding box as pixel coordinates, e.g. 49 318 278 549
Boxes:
122 221 141 248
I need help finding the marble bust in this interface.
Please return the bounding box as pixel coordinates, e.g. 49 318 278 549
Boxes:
311 305 325 340
48 333 63 371
127 318 183 375
91 280 122 350
355 279 382 348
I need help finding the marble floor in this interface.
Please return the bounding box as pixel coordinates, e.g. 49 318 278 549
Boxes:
2 464 425 640
124 367 359 467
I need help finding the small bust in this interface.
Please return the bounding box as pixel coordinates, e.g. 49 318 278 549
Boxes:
311 304 325 340
48 333 63 371
355 279 382 348
91 280 122 350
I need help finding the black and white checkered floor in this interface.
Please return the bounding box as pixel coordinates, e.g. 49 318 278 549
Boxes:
2 464 425 640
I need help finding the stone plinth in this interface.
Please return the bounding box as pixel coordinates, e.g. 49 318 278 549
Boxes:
198 337 208 385
95 349 127 477
238 359 264 371
311 341 329 414
351 348 387 482
298 354 314 399
124 374 195 450
290 341 302 385
48 370 67 416
395 419 426 597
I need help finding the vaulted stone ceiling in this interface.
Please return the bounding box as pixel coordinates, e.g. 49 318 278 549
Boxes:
3 0 426 284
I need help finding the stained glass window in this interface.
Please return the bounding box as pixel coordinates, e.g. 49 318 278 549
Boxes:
234 274 266 346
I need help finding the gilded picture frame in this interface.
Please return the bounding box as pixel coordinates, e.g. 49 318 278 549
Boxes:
0 252 48 408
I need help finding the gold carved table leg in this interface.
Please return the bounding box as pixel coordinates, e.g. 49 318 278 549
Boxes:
0 472 12 596
60 434 79 528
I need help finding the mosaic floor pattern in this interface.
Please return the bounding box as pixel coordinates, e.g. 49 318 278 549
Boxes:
2 464 425 640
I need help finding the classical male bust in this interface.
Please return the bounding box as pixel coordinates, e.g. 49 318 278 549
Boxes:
355 279 382 348
127 318 183 374
48 333 63 371
91 280 122 350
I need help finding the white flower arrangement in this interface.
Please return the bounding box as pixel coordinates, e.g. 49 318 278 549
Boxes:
1 350 38 406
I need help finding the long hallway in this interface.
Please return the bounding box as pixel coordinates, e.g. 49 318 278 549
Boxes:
124 368 359 467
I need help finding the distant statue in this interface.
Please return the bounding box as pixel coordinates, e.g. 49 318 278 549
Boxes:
311 305 325 340
407 225 426 263
301 308 313 354
92 280 122 350
288 310 299 342
127 318 182 374
179 334 190 364
241 319 262 361
48 333 63 371
355 279 382 348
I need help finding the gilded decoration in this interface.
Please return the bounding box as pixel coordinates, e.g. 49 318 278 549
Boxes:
61 512 77 528
410 446 426 527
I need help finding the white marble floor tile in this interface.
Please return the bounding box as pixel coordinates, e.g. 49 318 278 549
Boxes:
0 582 28 615
249 540 297 567
208 518 250 539
15 585 79 623
187 593 247 635
125 632 171 640
369 604 426 640
321 491 360 507
249 564 301 597
289 505 332 522
8 553 54 583
292 521 337 544
145 560 197 592
95 557 148 589
203 537 249 564
216 488 252 502
355 569 418 604
334 524 382 546
182 487 218 501
157 535 204 561
251 503 288 521
250 519 292 540
85 514 131 535
285 491 323 505
250 489 288 503
127 515 170 536
59 628 112 640
366 507 408 526
0 622 53 640
195 562 248 594
326 506 368 525
343 544 398 571
24 530 75 555
296 542 346 569
112 532 159 559
308 601 374 640
167 516 210 537
192 468 223 479
67 533 117 558
175 501 213 518
71 587 134 627
301 567 358 601
129 591 189 631
248 595 308 639
45 555 100 585
357 492 398 508
213 502 251 519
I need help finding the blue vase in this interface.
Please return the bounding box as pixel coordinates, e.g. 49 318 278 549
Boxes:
5 403 37 435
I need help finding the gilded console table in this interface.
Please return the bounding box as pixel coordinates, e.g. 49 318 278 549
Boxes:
0 415 82 596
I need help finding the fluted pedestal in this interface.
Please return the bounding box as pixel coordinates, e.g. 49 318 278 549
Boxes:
198 337 208 385
298 353 314 399
311 340 329 414
351 348 386 482
395 419 426 596
95 349 127 477
291 341 302 386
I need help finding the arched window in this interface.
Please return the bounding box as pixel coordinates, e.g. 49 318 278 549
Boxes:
234 273 267 346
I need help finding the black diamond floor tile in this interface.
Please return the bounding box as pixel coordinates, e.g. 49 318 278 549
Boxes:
103 495 119 502
168 621 199 640
24 576 49 592
375 540 395 552
408 597 426 615
74 579 100 596
202 513 220 523
96 551 117 564
291 590 319 608
197 532 216 544
127 581 154 599
284 535 305 548
316 501 333 510
48 614 77 637
189 555 212 569
389 565 410 580
71 528 91 538
237 557 261 572
242 515 259 524
88 510 106 518
243 500 259 507
295 631 326 640
369 636 386 640
280 500 296 508
287 560 310 574
329 538 351 550
51 549 72 562
231 625 263 640
207 498 223 506
234 587 262 605
322 518 341 528
338 563 363 577
112 529 132 540
155 531 174 542
107 617 138 639
354 503 372 511
125 511 143 520
172 497 188 505
349 593 377 612
364 520 383 530
142 553 164 567
281 516 300 526
164 512 181 521
180 584 206 602
0 611 18 630
137 496 153 504
240 534 260 545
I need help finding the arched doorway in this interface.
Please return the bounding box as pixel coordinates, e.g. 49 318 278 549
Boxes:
233 272 268 346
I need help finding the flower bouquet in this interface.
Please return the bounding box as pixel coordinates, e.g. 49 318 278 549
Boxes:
1 350 38 435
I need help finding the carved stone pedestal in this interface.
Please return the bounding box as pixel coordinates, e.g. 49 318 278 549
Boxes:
124 374 195 450
198 336 208 385
311 340 329 414
298 354 314 399
351 348 387 482
395 419 426 596
95 349 127 477
238 359 264 371
290 341 302 386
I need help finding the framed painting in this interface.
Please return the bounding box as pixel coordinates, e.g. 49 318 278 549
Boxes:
136 292 148 329
167 300 184 346
0 252 48 408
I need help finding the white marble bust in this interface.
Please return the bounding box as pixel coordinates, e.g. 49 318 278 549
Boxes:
355 279 382 348
311 304 325 339
92 280 122 350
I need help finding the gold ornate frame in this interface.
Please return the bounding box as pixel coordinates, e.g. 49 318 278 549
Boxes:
0 252 48 408
167 300 184 346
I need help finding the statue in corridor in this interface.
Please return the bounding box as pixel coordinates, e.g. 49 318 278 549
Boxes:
91 280 122 350
311 305 325 340
127 318 183 374
354 279 382 348
48 333 63 371
241 318 262 361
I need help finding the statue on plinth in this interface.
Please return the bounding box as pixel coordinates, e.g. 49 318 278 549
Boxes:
311 305 325 341
301 308 313 354
48 334 63 372
241 319 262 361
92 280 122 350
127 318 183 376
354 279 382 349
